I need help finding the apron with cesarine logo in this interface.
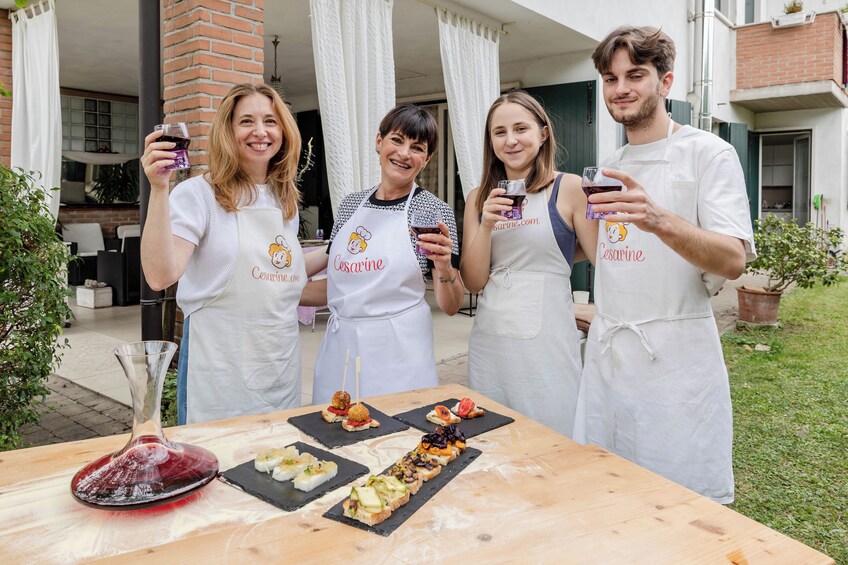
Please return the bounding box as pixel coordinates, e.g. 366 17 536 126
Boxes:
573 120 735 503
186 204 305 423
312 186 437 405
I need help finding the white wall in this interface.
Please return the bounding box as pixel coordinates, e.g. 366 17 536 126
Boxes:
711 15 755 126
755 108 848 232
766 0 846 18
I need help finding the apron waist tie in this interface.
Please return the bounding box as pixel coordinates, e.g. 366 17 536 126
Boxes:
490 266 571 286
328 298 427 333
600 319 658 361
491 266 512 288
596 310 713 361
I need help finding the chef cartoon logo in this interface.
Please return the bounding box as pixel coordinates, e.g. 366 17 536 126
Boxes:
347 226 372 255
606 221 629 243
268 235 292 269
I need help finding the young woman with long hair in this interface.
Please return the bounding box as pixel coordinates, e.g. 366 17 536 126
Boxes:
461 90 598 437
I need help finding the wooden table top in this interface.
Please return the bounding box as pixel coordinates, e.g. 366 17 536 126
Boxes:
0 384 833 564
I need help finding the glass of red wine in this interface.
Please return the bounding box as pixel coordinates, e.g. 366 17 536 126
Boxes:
70 341 218 510
410 209 442 255
497 179 527 220
582 166 623 220
154 122 191 170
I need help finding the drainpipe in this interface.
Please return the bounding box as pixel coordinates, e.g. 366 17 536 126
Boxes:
693 0 714 131
138 0 163 341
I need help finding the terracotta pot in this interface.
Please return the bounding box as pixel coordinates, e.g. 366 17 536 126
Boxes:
737 286 783 324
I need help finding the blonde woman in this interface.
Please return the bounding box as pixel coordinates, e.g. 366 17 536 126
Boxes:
141 83 325 424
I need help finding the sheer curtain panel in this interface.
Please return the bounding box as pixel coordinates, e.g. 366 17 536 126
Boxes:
437 8 499 199
10 0 62 219
310 0 396 214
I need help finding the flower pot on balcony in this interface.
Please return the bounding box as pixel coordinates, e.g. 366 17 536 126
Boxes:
737 286 782 325
771 10 816 28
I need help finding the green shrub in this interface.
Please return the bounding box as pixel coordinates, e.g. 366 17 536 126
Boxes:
0 166 72 450
160 369 178 428
746 215 844 292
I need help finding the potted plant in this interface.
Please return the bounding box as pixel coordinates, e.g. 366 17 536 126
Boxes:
90 160 139 204
0 166 72 449
784 0 804 13
738 214 844 325
772 1 816 27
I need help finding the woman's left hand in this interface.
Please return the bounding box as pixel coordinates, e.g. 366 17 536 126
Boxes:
415 221 454 270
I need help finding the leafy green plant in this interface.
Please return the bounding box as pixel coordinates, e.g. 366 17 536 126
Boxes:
90 160 139 204
0 166 72 450
783 0 804 14
160 369 178 428
746 214 844 292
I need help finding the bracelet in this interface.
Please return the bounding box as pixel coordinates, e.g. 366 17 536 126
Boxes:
437 274 457 284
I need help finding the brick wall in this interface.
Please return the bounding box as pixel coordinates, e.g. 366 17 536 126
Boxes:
162 0 265 346
737 12 847 91
58 205 140 240
162 0 265 173
0 10 12 166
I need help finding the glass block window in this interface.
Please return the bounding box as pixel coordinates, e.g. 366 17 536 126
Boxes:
61 95 139 155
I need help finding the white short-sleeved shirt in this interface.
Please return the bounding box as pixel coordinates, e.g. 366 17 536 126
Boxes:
604 125 756 260
169 175 291 317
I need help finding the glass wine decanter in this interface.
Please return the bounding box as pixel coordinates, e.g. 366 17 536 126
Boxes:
71 341 219 509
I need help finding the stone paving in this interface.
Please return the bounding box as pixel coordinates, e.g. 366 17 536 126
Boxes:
18 374 133 448
15 273 765 451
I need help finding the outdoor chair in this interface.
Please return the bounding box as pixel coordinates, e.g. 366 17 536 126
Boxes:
62 223 105 286
96 225 141 306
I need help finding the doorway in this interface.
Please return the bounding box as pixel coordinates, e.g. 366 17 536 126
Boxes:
759 132 812 224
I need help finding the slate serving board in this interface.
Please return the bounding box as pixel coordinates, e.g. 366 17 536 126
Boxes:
287 403 409 448
392 398 514 438
323 446 482 536
218 441 368 511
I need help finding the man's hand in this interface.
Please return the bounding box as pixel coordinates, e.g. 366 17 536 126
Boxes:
587 168 672 236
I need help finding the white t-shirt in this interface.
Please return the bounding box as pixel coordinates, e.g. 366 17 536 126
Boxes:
169 175 291 317
604 125 756 260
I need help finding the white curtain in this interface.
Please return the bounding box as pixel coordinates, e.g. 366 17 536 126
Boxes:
310 0 396 214
11 0 62 219
437 8 500 198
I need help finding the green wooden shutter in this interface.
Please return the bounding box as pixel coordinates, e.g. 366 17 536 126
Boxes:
665 99 692 126
747 132 760 226
719 122 757 227
524 82 597 174
524 82 597 296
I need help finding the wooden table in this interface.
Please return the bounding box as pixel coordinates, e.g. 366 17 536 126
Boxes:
0 384 834 564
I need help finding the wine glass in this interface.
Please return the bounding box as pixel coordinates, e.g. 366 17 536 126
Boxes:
582 167 623 220
154 122 191 170
410 209 442 255
497 179 527 220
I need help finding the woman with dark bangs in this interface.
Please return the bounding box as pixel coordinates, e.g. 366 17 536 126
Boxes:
310 104 464 404
141 83 326 424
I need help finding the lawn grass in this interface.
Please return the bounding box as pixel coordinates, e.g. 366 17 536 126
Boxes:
723 278 848 562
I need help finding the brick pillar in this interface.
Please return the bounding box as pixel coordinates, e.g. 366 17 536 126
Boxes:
162 0 265 175
162 0 265 347
0 10 13 166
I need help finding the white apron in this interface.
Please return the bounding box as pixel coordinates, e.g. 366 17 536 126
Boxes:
468 175 583 437
312 187 438 405
186 205 306 423
573 120 735 503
